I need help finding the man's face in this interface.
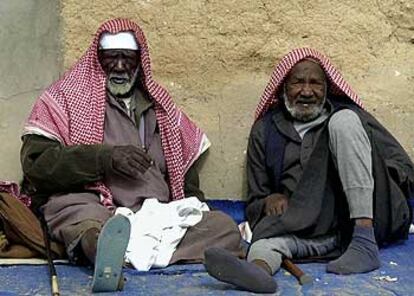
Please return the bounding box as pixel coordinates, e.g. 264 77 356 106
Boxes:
98 49 140 97
283 60 327 122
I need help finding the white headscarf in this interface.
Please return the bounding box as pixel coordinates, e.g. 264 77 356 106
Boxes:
99 31 139 50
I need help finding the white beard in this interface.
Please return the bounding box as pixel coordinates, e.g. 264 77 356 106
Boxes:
107 69 139 97
283 91 326 122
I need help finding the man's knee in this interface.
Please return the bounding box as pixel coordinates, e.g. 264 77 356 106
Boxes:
250 236 296 258
250 238 274 253
328 109 362 136
328 109 369 154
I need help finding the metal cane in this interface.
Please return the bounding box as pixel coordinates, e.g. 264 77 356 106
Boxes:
40 214 60 296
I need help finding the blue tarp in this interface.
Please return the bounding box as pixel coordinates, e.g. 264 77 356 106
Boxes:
1 200 413 295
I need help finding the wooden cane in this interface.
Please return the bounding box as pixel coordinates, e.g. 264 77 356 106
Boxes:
282 258 312 285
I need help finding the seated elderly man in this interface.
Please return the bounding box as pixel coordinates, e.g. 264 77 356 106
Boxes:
204 48 414 293
20 19 241 292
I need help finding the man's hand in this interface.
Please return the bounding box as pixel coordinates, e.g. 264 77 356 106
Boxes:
111 145 153 179
264 193 289 216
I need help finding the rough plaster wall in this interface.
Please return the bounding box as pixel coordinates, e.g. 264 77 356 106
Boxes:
61 0 414 199
0 0 61 182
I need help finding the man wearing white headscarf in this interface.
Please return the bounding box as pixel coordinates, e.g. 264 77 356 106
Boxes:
20 19 242 292
204 48 414 293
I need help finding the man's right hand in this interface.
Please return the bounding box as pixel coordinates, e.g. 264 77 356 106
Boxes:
111 145 153 179
263 193 289 216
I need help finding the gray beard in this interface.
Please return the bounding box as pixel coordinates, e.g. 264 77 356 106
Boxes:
283 92 326 122
107 70 139 97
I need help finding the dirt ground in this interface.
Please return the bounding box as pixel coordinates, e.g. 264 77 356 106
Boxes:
62 0 414 198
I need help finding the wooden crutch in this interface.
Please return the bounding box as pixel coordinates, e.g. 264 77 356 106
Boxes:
282 258 313 285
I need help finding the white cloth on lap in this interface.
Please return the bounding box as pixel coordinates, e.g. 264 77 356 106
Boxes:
115 197 209 271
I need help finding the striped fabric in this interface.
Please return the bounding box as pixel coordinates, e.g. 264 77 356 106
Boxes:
24 19 208 207
255 48 363 120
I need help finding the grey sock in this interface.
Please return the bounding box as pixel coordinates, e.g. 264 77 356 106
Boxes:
326 226 380 274
204 247 277 293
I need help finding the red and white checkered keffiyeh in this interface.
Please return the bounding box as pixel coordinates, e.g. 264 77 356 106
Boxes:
23 18 208 207
0 181 31 206
255 47 363 120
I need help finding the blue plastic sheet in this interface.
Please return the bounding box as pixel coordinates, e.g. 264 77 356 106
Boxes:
1 200 413 295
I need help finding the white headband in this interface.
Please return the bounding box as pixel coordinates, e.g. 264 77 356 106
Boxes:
99 32 139 50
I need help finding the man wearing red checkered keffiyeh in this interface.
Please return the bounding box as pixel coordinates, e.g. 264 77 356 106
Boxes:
204 48 414 293
18 19 242 292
